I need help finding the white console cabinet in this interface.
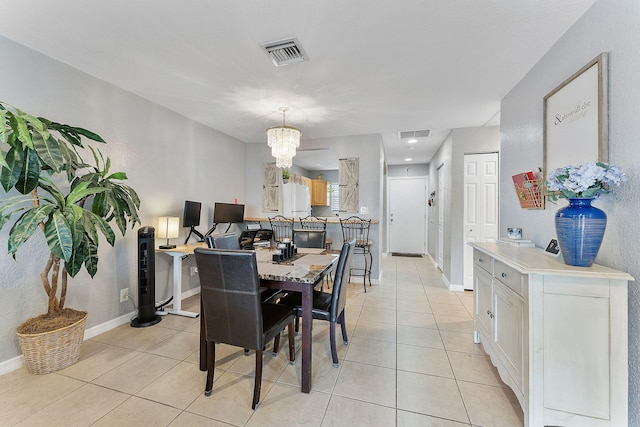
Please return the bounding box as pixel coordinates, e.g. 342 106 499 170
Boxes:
470 242 633 427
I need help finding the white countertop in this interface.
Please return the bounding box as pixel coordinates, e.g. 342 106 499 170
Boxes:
470 242 634 281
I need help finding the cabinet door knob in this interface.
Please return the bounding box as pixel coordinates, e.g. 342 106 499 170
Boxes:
501 272 507 278
487 310 491 316
479 258 484 263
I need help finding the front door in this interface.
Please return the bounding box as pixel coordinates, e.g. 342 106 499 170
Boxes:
388 177 427 254
463 152 499 290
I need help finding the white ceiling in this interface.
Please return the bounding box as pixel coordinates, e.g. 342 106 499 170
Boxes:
0 0 596 166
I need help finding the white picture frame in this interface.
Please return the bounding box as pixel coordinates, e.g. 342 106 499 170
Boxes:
543 53 608 178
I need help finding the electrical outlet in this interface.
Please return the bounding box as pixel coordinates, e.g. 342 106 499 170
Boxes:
190 266 198 276
120 288 129 303
360 206 369 215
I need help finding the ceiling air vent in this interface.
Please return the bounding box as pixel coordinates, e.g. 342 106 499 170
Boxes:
398 129 431 139
260 37 308 67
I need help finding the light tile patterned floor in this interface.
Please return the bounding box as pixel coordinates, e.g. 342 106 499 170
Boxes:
0 255 524 426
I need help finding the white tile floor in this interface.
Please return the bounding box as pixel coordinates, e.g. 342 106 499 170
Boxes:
0 255 524 426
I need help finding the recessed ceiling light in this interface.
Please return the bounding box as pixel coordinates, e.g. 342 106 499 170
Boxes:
404 158 412 162
407 138 418 144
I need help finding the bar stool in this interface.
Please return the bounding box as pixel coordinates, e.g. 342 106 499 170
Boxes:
268 215 294 243
340 216 372 292
299 215 331 249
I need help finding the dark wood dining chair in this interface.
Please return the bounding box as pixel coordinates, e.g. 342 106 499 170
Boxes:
278 238 356 367
194 248 296 409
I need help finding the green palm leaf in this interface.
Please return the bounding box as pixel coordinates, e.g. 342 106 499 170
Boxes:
16 148 40 194
44 211 73 261
33 133 64 172
8 205 55 256
0 145 24 191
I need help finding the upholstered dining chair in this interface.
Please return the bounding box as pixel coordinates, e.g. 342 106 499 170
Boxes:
205 236 282 303
268 215 294 243
278 238 355 367
292 229 326 249
194 248 296 410
299 215 331 249
206 232 240 250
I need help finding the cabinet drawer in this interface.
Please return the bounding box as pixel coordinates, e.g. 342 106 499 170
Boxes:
494 260 524 296
474 251 493 274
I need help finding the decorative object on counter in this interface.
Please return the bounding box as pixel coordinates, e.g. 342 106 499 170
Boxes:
545 162 626 267
512 170 544 209
267 107 301 168
507 227 523 240
0 101 141 374
282 167 290 183
544 239 561 256
498 238 535 247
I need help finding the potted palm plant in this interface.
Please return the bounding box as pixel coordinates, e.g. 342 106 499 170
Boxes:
0 101 141 374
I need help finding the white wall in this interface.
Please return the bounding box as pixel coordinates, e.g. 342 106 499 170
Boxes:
388 164 429 177
0 36 246 363
427 127 500 286
500 0 640 422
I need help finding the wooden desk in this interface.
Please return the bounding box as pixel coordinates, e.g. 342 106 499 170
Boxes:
198 246 339 394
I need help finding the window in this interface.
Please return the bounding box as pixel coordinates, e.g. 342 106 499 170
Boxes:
330 183 340 212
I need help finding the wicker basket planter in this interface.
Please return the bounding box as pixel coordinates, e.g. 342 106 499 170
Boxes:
17 312 88 375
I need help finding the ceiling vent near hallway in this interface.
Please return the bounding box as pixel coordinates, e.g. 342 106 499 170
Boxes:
398 129 431 139
260 37 308 67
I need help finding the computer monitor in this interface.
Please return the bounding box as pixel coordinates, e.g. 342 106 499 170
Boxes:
183 201 202 227
213 202 245 224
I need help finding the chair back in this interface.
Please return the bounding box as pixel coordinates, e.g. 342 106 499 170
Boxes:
209 233 241 250
299 215 327 230
293 229 326 248
331 239 356 322
194 248 264 350
268 215 294 243
340 216 372 247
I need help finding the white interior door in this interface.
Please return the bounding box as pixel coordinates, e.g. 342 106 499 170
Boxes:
437 165 445 270
463 152 499 289
388 177 427 254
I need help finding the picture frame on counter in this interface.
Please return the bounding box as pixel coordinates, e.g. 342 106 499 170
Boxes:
544 238 561 256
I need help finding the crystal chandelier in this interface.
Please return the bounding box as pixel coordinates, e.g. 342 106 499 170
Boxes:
267 107 301 168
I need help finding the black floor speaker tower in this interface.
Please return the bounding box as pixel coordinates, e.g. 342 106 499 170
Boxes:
131 226 162 327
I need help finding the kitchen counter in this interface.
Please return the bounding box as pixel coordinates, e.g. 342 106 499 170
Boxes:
245 217 378 224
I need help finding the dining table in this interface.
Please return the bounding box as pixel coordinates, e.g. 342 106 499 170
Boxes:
195 244 340 394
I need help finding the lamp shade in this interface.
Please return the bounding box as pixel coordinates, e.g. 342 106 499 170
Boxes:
157 217 180 239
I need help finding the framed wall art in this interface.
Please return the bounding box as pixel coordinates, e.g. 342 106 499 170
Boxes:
543 53 608 177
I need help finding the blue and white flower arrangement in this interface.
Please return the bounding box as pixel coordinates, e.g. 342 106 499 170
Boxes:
545 162 626 200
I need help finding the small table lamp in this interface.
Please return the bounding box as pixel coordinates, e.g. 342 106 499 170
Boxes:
158 216 180 249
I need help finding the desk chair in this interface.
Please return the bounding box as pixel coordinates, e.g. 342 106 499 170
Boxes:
278 239 355 366
340 216 373 292
299 215 331 249
268 215 294 243
194 248 296 409
293 229 326 249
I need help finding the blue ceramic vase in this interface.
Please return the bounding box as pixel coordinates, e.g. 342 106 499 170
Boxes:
555 198 607 267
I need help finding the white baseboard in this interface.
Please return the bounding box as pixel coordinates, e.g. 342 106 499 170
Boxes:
0 287 202 376
0 355 24 376
448 283 465 292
